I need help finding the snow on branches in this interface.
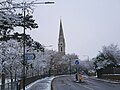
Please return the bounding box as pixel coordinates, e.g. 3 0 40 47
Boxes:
94 44 120 70
0 0 38 35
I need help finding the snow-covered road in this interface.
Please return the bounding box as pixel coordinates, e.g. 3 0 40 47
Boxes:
24 76 55 90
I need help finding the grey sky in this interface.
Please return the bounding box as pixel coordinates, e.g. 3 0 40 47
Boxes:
26 0 120 59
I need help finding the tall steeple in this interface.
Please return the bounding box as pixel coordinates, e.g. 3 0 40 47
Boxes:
58 19 65 55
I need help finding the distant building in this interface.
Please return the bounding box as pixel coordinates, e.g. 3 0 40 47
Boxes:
58 19 65 55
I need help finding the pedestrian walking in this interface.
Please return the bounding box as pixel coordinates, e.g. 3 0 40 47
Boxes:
78 74 83 82
75 73 78 81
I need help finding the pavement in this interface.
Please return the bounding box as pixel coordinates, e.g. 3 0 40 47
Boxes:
24 76 55 90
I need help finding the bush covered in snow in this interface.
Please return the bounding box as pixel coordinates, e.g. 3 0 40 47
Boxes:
93 44 120 77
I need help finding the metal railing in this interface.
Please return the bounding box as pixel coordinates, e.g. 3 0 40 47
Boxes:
0 81 20 90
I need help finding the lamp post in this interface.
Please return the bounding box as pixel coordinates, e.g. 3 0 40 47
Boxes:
22 1 54 90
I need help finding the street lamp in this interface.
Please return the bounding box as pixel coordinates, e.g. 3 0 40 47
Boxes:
22 1 54 90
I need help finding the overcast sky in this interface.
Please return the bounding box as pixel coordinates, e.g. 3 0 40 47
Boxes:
25 0 120 60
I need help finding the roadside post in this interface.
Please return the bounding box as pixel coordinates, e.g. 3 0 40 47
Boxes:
75 59 80 73
75 59 83 82
21 53 36 89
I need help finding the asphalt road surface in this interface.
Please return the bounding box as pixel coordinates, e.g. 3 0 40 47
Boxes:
51 75 120 90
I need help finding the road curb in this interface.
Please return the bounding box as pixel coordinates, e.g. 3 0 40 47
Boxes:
51 76 59 90
51 75 72 90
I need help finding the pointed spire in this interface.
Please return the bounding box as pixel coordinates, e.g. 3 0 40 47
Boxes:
59 19 64 38
58 18 65 55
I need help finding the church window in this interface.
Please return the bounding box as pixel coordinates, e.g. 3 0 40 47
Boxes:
61 47 62 52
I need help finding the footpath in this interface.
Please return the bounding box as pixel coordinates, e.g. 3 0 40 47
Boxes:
23 76 55 90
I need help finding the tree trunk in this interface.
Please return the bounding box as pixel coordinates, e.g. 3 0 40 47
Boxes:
10 73 13 90
15 72 16 82
1 73 5 90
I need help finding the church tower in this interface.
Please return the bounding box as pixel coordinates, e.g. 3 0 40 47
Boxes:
58 19 65 55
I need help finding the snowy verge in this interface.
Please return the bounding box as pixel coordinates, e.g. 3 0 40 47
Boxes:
20 76 55 90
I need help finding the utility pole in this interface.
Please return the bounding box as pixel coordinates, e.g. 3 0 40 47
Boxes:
21 1 54 90
23 2 26 90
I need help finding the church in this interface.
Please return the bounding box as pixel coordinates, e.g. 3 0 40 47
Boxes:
58 19 65 55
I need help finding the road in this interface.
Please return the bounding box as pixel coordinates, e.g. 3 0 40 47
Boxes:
51 75 120 90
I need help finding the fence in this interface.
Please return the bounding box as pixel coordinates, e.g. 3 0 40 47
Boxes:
0 81 20 90
0 74 50 90
100 67 120 80
102 67 120 74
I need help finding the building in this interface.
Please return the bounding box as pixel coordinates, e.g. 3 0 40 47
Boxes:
58 19 65 55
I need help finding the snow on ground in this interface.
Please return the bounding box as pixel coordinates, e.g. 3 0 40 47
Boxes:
23 76 55 90
21 75 69 90
0 79 11 85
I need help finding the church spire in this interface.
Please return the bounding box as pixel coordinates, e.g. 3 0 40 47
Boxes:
59 19 64 38
58 19 65 55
